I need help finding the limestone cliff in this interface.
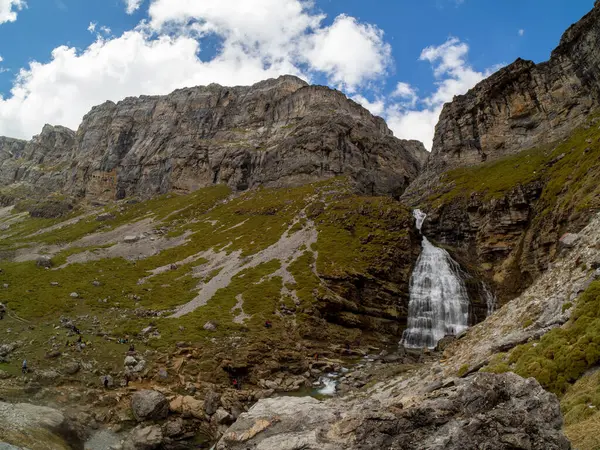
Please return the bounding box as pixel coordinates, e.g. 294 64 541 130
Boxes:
0 76 427 204
406 2 600 200
403 2 600 302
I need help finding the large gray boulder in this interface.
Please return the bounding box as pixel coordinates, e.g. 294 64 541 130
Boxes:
217 372 570 450
123 425 163 450
0 401 84 449
131 390 169 422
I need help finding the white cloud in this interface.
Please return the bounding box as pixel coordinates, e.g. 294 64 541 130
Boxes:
392 81 417 107
87 22 96 33
384 38 498 150
0 0 392 139
0 0 25 25
124 0 143 15
518 29 525 37
0 55 3 62
351 94 385 117
302 14 390 92
148 0 390 92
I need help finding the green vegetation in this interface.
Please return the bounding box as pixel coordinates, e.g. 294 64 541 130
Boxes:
457 364 470 377
432 147 548 204
484 281 600 395
313 196 413 278
429 116 600 226
562 371 600 450
0 176 420 384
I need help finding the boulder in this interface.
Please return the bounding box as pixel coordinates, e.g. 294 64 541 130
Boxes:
96 213 115 222
0 342 17 357
559 233 580 249
169 395 205 419
435 335 456 352
212 408 232 425
63 362 80 375
123 424 163 450
163 418 184 437
203 321 217 331
0 401 84 449
204 390 221 415
131 390 168 422
36 256 53 268
70 292 79 299
124 235 140 244
99 375 114 388
124 356 138 367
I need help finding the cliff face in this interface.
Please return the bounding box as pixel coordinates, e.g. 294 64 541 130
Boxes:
441 2 600 168
405 2 600 203
402 2 600 303
0 76 427 204
0 126 75 204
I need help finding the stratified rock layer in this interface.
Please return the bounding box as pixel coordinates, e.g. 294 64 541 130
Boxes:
0 76 427 203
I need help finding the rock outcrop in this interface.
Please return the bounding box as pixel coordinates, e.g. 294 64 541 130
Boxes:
217 372 570 450
0 401 85 449
0 76 427 204
0 126 75 203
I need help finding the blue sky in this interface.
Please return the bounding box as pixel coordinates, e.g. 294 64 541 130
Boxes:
0 0 594 148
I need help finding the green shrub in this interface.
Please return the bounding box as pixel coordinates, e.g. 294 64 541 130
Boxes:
508 281 600 394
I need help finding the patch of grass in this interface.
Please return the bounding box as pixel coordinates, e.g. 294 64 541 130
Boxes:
429 116 600 226
489 281 600 395
313 196 413 278
457 364 469 377
288 251 321 306
562 370 600 450
431 147 548 205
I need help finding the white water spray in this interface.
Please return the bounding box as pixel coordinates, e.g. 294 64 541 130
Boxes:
402 210 470 349
482 282 497 316
317 375 337 396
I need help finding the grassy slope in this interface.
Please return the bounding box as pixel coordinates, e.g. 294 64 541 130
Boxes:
0 178 416 384
428 115 600 224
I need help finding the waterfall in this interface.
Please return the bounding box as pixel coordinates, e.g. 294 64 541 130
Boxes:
401 210 470 349
482 282 497 316
317 375 337 396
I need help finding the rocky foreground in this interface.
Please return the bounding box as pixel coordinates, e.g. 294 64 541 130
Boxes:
218 373 568 450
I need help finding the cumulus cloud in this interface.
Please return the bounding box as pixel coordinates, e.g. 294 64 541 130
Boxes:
392 81 417 107
0 0 25 24
302 14 390 92
385 38 499 150
149 0 390 91
124 0 143 15
351 94 385 116
0 0 392 139
518 29 525 37
87 22 96 33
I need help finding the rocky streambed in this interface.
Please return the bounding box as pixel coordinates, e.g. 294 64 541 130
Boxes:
0 342 426 449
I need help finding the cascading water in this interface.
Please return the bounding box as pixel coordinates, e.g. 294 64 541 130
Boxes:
482 282 497 316
401 210 470 349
